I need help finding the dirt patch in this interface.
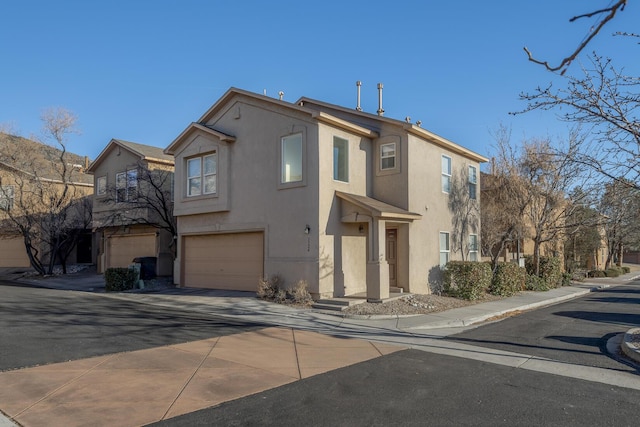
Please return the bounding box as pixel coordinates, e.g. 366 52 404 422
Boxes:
343 293 504 316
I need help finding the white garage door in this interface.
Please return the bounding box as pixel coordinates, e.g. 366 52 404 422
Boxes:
0 236 30 268
183 232 264 291
107 234 157 268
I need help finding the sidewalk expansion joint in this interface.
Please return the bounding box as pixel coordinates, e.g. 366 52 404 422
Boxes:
291 329 303 380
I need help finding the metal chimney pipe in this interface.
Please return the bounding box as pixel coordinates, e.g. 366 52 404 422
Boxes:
278 91 284 100
356 81 362 111
377 83 384 116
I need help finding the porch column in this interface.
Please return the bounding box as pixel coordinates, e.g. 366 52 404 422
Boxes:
366 218 389 302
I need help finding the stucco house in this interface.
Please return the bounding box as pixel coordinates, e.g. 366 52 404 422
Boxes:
0 133 94 268
165 87 488 300
88 139 175 277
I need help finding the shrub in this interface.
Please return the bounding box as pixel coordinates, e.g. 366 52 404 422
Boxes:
490 262 526 297
622 266 631 274
105 267 138 292
257 275 282 299
588 270 606 278
524 256 563 289
290 280 313 305
605 268 621 278
561 272 572 287
525 274 550 291
443 261 492 300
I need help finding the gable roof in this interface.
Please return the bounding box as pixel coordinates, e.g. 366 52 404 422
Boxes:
88 138 174 173
336 191 422 221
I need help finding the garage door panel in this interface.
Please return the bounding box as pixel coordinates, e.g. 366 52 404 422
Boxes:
183 232 263 291
107 234 156 268
0 237 30 268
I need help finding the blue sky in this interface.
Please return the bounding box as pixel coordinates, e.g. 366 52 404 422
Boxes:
1 1 637 162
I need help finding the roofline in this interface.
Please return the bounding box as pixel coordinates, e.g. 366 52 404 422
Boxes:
0 161 94 187
297 96 489 163
164 123 236 155
88 139 174 173
336 191 422 220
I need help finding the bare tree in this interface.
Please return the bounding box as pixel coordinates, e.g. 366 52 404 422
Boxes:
0 108 92 275
524 0 628 74
600 179 640 268
448 165 479 261
481 126 531 272
517 54 640 189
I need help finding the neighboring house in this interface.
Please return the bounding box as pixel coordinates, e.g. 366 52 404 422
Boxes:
165 87 488 300
0 133 94 268
87 139 175 276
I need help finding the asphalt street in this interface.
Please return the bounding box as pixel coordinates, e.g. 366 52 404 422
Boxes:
0 282 265 371
152 348 640 427
447 281 640 373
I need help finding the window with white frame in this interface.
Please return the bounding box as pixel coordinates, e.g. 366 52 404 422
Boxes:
380 142 396 170
439 231 450 267
127 169 137 201
96 176 107 196
0 185 14 211
333 136 349 182
442 155 451 193
468 165 477 200
187 152 217 197
469 234 478 261
116 172 126 202
281 133 303 184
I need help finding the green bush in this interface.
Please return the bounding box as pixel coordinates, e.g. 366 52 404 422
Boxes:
561 272 572 287
524 256 563 289
443 261 492 300
622 266 631 274
605 268 621 278
105 267 138 292
490 262 526 297
588 270 606 278
525 274 550 291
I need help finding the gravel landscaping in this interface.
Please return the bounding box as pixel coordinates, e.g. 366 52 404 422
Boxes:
343 293 504 316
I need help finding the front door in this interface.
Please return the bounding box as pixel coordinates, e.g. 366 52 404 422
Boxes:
386 228 397 287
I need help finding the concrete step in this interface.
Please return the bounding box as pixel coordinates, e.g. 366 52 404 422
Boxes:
311 302 348 312
312 297 366 311
389 287 404 294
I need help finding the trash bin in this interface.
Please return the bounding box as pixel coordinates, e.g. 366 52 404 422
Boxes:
132 257 157 280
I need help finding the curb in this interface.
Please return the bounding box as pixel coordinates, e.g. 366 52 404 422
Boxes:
621 327 640 364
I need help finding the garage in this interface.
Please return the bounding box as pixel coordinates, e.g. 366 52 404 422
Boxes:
106 234 157 268
183 232 263 291
0 236 30 268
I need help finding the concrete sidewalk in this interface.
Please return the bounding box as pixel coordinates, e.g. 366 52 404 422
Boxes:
2 270 639 427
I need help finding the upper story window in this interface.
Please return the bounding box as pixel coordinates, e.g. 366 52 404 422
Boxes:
96 176 107 196
116 169 137 202
468 165 477 200
439 231 450 267
469 234 478 261
380 143 396 170
0 185 14 211
333 136 349 182
281 133 303 184
187 152 217 197
441 155 452 193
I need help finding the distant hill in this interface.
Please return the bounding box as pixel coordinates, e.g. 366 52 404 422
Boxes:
0 133 93 185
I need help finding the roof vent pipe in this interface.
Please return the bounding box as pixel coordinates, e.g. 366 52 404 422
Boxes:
278 91 284 101
356 81 362 111
377 83 384 116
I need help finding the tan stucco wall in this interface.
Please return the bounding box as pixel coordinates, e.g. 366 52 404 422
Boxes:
172 94 322 294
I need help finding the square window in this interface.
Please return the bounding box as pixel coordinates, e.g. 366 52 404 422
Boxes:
96 176 107 196
187 153 217 197
381 143 396 170
442 155 452 193
333 136 349 182
281 133 303 183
